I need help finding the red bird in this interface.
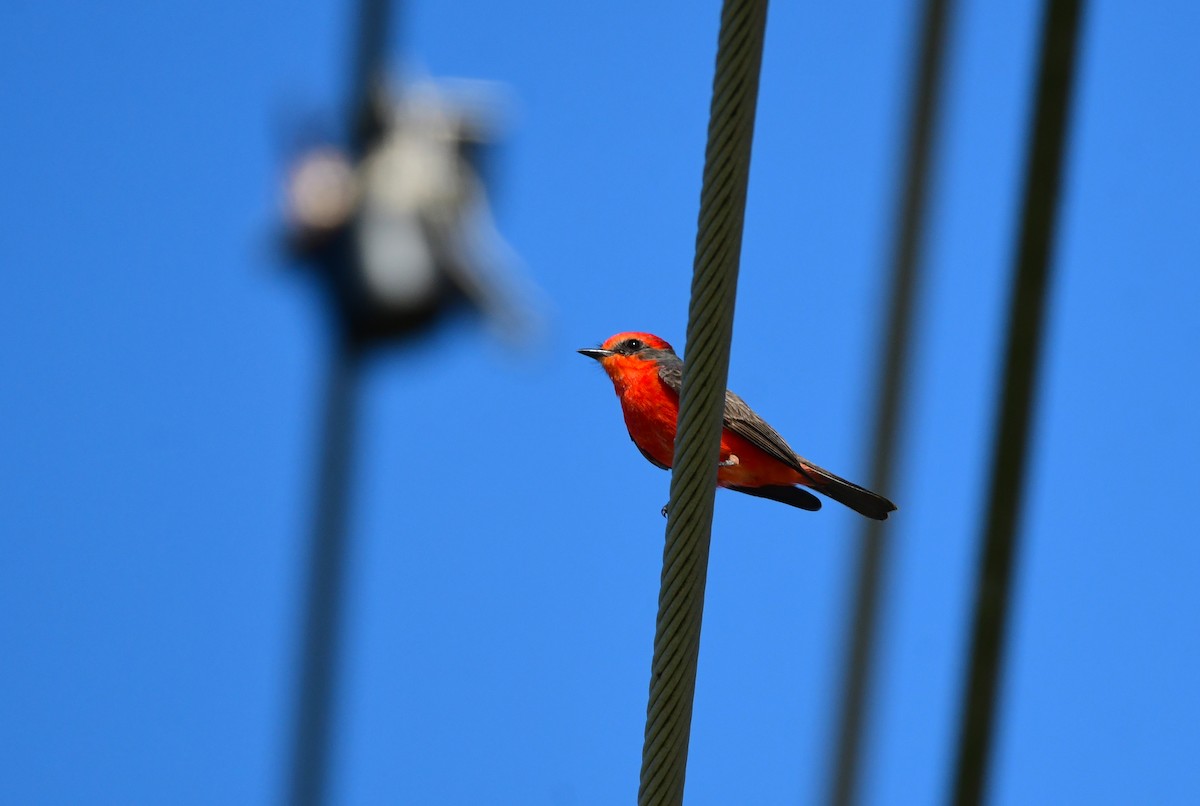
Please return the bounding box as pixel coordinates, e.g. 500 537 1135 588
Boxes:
579 332 896 520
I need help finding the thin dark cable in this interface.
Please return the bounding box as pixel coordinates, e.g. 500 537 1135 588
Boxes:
348 0 394 155
827 1 955 804
286 1 397 804
286 335 364 806
951 2 1085 804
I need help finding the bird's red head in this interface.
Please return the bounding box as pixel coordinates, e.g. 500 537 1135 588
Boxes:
578 332 675 361
573 331 672 395
577 332 676 387
600 332 673 353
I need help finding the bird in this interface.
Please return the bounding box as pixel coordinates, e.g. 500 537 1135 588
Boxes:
578 332 896 520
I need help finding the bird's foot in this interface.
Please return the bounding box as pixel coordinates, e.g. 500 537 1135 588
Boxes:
660 456 736 516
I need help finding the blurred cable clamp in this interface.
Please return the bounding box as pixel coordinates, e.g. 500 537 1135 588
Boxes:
284 78 543 344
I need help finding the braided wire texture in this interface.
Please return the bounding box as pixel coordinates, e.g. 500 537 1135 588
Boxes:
638 0 769 803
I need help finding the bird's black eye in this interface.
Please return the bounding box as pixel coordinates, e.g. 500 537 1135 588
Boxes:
624 339 644 352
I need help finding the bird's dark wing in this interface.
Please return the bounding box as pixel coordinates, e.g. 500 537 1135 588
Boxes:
656 358 804 473
725 484 822 511
654 353 683 390
720 389 806 471
656 356 897 520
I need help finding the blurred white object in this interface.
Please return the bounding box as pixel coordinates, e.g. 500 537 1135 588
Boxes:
286 79 541 342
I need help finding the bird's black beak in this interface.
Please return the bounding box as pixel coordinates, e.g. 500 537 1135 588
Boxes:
577 347 615 361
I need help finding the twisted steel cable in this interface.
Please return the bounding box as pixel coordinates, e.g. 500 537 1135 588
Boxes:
638 0 769 803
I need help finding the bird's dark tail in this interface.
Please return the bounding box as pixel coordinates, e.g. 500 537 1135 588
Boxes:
803 464 896 521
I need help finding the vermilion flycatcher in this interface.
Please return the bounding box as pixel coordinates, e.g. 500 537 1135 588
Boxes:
579 332 896 520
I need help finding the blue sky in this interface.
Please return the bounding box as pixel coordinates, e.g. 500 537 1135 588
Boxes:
2 1 1198 804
